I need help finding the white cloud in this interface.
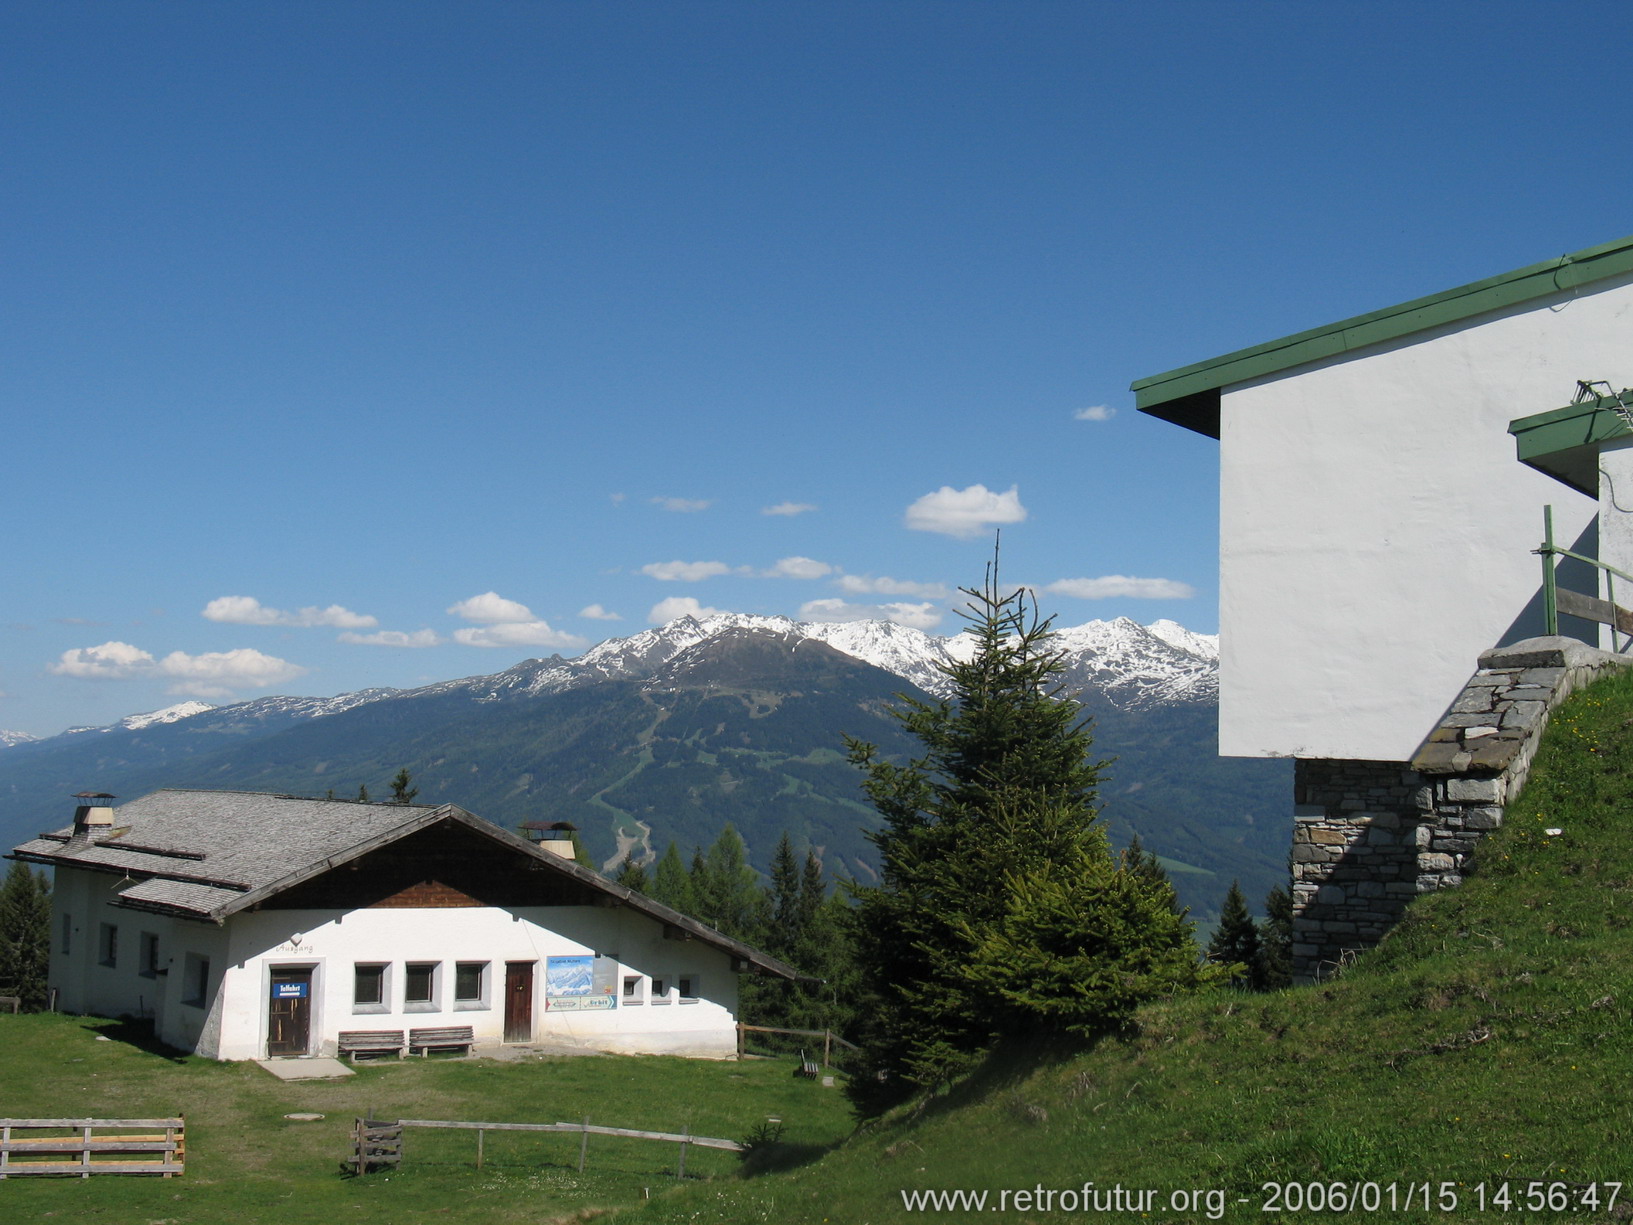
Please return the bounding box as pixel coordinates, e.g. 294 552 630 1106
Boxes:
836 574 949 599
157 648 308 696
762 501 817 517
904 484 1028 539
49 640 156 679
579 604 622 621
448 592 536 624
648 596 726 624
798 598 944 631
1073 405 1116 422
453 622 589 650
339 629 442 648
640 560 733 582
1045 576 1196 600
651 496 712 513
202 595 377 629
49 639 308 694
763 556 833 580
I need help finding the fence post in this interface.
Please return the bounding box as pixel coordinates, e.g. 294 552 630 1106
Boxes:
1542 504 1559 636
578 1117 589 1173
823 1030 832 1068
676 1128 689 1178
476 1128 484 1170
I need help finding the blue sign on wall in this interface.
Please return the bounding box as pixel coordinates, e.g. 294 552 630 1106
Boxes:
272 981 308 999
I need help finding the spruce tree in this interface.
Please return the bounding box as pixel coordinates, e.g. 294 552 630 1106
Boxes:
1207 880 1261 988
1255 883 1294 989
844 558 1210 1114
614 857 650 893
0 861 51 1011
389 768 419 805
649 842 697 916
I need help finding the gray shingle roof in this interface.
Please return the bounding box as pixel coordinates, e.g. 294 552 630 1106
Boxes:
9 788 803 980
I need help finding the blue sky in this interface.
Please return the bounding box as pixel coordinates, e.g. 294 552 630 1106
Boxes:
6 0 1633 736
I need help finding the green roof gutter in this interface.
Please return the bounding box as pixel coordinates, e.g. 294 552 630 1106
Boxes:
1508 390 1633 497
1132 234 1633 439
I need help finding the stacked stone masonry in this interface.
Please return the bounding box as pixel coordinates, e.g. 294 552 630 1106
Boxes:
1290 637 1633 981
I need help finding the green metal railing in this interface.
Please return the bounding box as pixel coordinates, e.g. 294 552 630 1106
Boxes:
1536 504 1633 650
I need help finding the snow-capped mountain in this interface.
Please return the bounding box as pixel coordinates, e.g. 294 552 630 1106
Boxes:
391 613 1216 712
22 614 1218 752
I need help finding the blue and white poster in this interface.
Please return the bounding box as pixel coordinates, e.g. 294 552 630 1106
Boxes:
545 955 614 1010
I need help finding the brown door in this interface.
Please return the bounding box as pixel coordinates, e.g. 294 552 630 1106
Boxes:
267 968 312 1056
504 962 534 1042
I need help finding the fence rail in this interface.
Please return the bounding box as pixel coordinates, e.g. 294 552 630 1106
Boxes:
366 1116 743 1179
735 1023 858 1067
0 1117 185 1178
1538 503 1633 648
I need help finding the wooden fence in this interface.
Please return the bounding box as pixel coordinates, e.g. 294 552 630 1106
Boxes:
0 1117 185 1178
735 1023 859 1068
373 1117 743 1178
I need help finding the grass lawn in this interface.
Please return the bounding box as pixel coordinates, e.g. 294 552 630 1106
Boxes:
0 1018 853 1224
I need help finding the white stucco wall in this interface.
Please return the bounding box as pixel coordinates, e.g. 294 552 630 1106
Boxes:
1598 437 1633 647
204 904 740 1061
1219 272 1633 761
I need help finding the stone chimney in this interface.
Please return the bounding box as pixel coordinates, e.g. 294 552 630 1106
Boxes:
72 791 117 840
521 819 580 860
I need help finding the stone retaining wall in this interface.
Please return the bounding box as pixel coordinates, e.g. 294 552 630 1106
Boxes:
1290 636 1632 981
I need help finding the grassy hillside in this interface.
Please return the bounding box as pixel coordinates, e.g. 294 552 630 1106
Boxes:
0 1022 852 1224
620 667 1633 1222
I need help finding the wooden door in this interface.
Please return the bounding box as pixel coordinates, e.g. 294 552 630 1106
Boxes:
504 962 534 1043
267 968 312 1057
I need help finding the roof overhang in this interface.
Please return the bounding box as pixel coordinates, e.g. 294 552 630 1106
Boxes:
1508 392 1633 496
1132 234 1633 436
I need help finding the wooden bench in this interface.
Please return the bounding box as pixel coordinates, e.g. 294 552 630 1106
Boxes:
337 1030 405 1061
408 1025 474 1057
794 1049 820 1079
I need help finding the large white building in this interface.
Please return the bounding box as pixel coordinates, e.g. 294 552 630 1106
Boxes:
1134 235 1633 763
10 790 798 1061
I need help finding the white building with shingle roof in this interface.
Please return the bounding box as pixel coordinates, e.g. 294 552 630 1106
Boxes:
10 790 798 1061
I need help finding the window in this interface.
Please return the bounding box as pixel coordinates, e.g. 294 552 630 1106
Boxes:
60 914 71 956
651 976 670 1005
98 923 118 968
622 975 643 1005
182 954 210 1008
678 975 698 1004
454 962 489 1010
404 961 439 1011
139 932 160 978
354 963 387 1012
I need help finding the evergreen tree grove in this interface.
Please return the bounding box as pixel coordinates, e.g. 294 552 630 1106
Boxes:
843 558 1214 1115
1255 882 1294 990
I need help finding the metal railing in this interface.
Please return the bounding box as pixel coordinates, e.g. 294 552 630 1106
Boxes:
1537 504 1633 650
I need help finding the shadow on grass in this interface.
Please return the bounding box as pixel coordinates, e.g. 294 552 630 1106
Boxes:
82 1016 191 1063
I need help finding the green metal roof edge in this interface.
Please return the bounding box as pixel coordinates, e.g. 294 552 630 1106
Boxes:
1507 393 1633 497
1132 234 1633 413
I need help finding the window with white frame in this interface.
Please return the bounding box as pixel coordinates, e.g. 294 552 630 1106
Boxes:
678 974 698 1003
454 961 490 1010
182 953 210 1008
404 961 439 1011
353 963 389 1013
622 974 643 1005
139 932 160 978
651 976 670 1005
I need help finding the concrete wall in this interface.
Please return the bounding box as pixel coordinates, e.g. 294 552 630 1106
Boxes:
1218 272 1633 761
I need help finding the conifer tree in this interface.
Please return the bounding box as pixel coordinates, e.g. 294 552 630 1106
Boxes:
389 768 419 805
0 861 51 1011
844 556 1210 1114
614 857 650 893
1207 880 1261 988
692 825 764 939
649 842 697 915
1255 883 1294 990
356 784 370 803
